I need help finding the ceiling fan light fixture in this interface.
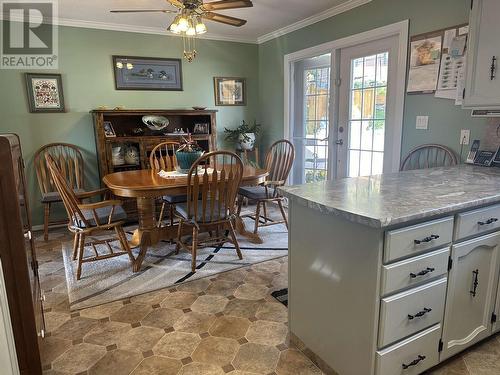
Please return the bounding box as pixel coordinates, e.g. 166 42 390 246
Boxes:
177 14 189 32
195 17 207 34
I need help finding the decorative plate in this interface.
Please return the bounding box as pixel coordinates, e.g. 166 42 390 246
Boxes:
142 115 169 131
192 106 207 110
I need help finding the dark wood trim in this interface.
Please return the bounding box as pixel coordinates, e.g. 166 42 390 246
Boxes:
0 134 43 375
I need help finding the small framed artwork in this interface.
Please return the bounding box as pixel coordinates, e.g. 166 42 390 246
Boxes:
193 123 209 134
103 121 116 138
214 77 246 106
112 56 183 91
25 73 65 113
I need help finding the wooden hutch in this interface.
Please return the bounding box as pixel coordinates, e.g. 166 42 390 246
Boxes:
91 109 217 217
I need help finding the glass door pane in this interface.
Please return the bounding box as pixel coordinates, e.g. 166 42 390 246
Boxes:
291 54 331 185
347 52 388 177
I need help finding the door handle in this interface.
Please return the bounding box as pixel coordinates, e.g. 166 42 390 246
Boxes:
335 139 344 145
470 269 479 297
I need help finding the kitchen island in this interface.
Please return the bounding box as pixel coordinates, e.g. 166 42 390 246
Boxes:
279 165 500 375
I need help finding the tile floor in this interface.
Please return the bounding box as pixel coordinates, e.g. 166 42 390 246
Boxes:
36 228 500 375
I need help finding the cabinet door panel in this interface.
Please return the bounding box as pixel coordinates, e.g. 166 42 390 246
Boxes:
441 232 500 360
464 0 500 109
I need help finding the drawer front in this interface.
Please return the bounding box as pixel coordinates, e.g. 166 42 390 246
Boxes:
384 217 454 263
378 277 447 348
381 247 450 296
455 204 500 241
376 324 441 375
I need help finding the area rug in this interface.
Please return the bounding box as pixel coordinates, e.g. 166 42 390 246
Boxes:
62 219 288 311
271 288 288 307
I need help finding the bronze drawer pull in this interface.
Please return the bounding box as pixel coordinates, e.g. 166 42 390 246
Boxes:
408 307 432 320
410 267 435 278
478 218 498 226
470 269 479 297
414 235 439 244
402 355 426 370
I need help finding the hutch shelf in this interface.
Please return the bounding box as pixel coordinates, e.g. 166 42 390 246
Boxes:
91 109 218 218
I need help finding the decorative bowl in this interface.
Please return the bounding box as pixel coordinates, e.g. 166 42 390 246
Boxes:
192 106 207 111
142 115 169 131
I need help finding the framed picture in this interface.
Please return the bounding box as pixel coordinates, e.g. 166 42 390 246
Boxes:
25 73 65 113
112 56 183 91
193 123 209 134
103 121 116 138
214 77 246 106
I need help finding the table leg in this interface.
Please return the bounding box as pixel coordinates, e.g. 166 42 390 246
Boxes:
133 197 158 272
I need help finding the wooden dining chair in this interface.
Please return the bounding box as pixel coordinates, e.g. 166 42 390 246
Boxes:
34 143 89 241
237 139 295 233
45 154 134 280
175 151 244 273
149 141 185 227
400 144 458 171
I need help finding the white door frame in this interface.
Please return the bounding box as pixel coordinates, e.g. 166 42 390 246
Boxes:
284 20 409 175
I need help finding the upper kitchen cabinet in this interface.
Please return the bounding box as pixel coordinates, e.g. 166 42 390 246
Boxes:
463 0 500 111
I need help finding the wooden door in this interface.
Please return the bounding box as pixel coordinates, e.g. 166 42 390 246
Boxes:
463 0 500 109
441 232 500 360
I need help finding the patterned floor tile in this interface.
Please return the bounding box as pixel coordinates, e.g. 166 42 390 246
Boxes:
153 331 201 359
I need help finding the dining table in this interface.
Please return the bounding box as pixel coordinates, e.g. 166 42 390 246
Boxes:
103 165 269 272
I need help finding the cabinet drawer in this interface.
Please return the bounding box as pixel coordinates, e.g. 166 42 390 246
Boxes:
384 217 453 263
378 277 447 348
376 324 441 375
455 204 500 241
381 247 450 296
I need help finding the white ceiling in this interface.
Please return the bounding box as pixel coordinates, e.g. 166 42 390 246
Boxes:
52 0 370 44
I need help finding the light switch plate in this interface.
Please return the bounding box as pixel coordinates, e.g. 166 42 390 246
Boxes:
416 116 429 130
460 129 470 145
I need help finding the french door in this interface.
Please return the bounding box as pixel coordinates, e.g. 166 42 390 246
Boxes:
290 54 332 185
288 30 404 183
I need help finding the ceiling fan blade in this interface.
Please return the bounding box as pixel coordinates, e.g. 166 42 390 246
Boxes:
203 12 247 27
166 0 184 8
110 9 176 13
202 0 253 11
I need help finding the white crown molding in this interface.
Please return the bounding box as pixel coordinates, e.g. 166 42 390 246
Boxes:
257 0 373 44
0 13 258 44
1 0 372 45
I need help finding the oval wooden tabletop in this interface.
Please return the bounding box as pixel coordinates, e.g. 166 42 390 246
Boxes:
103 165 269 198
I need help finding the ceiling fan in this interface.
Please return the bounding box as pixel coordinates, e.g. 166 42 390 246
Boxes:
111 0 253 28
111 1 253 61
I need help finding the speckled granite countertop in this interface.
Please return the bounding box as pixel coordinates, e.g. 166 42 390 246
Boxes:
279 165 500 229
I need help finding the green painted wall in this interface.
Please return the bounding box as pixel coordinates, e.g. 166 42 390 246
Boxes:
258 0 488 158
0 24 259 226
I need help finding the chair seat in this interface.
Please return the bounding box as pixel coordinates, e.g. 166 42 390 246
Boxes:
176 201 227 222
238 186 273 200
41 189 85 203
162 194 188 204
74 205 127 228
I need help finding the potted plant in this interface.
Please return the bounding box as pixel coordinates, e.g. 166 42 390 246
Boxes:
175 133 204 172
224 120 261 151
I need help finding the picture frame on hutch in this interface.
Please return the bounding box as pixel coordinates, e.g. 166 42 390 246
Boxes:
214 77 246 106
112 56 183 91
25 73 65 113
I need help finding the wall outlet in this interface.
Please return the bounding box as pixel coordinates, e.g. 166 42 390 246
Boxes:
460 129 470 145
416 116 429 130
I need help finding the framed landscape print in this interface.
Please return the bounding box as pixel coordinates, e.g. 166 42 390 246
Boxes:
214 77 246 106
25 73 65 113
113 56 183 91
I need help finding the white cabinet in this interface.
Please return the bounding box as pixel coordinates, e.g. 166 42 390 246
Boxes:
440 232 500 360
463 0 500 109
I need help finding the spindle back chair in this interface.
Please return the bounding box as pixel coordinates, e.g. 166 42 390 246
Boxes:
400 144 457 171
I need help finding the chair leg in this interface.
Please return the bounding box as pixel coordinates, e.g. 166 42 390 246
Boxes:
253 201 261 234
43 203 50 241
117 226 135 263
191 226 198 273
76 233 86 280
157 202 166 228
175 220 183 254
170 205 175 226
236 195 243 216
277 199 288 229
229 220 243 260
262 202 268 223
72 232 80 260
